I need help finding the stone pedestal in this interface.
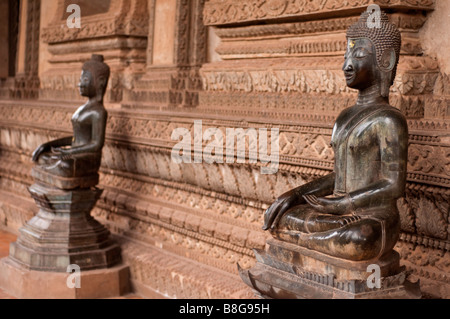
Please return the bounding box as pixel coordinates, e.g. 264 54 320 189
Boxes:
0 178 130 298
238 239 421 299
9 183 122 272
0 257 130 299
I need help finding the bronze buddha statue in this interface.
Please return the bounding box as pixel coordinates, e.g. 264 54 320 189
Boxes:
31 54 109 188
6 54 123 273
263 11 407 261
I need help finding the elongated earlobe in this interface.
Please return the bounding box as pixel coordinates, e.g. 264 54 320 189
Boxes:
96 76 107 100
380 71 391 98
380 48 396 72
379 48 396 97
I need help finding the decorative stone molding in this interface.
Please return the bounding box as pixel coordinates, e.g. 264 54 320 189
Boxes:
203 0 434 26
117 237 254 298
0 101 448 296
41 0 148 44
38 0 149 104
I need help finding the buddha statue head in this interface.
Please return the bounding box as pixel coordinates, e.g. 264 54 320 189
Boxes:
79 54 110 101
343 10 401 98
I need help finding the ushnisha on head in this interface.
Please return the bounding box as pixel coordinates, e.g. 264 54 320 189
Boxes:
343 10 401 97
78 54 110 101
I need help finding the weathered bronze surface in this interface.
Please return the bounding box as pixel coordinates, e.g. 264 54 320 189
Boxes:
239 10 421 298
263 11 406 262
9 55 121 272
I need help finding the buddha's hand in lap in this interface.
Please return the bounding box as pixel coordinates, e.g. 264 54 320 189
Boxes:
303 194 352 216
50 147 72 161
32 143 51 162
263 189 302 231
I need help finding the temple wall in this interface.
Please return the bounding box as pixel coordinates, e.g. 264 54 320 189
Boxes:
16 0 28 76
419 0 450 74
38 0 56 77
0 0 448 299
0 1 9 79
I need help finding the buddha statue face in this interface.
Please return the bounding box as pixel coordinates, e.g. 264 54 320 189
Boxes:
78 70 96 98
344 11 401 97
78 54 110 101
343 38 379 91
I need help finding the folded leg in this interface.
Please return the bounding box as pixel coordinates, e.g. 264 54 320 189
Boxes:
275 204 360 233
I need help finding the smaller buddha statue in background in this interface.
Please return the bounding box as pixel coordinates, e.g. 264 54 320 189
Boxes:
8 54 123 274
31 54 109 188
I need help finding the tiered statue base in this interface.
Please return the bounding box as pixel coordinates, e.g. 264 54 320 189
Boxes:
238 239 421 299
8 183 122 271
0 257 130 299
0 180 130 298
31 166 100 190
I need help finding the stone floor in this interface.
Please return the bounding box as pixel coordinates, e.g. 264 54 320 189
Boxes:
0 229 141 299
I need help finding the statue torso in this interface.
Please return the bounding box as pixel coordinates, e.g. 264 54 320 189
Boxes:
331 103 405 201
71 102 105 149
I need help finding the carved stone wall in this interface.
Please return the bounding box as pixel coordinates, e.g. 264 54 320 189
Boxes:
8 0 41 100
124 0 207 108
199 0 449 299
39 0 149 104
0 0 448 299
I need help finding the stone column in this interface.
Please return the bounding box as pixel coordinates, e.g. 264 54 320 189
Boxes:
0 0 20 98
125 0 207 108
12 0 40 100
0 1 9 79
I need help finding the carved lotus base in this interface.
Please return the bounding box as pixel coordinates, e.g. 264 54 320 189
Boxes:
8 183 122 272
238 239 421 299
31 166 99 190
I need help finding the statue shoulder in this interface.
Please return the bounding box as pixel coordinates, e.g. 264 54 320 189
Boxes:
86 102 107 119
333 105 356 130
336 105 355 121
372 105 408 134
375 105 407 123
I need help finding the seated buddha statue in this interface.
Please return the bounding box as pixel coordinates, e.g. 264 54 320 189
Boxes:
31 54 110 188
263 11 407 261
